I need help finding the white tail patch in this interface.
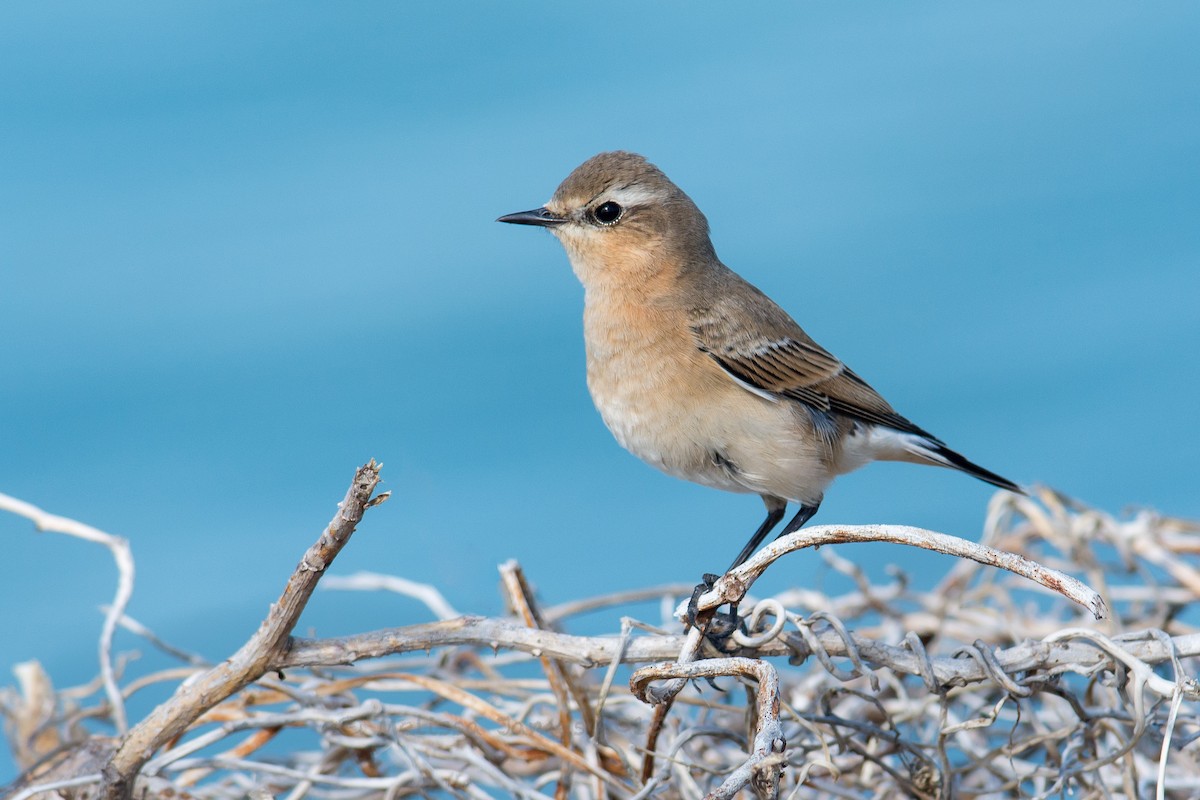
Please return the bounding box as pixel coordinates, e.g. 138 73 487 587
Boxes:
837 424 943 474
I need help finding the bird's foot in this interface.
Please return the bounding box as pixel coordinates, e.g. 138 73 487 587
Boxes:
686 573 718 626
687 573 742 645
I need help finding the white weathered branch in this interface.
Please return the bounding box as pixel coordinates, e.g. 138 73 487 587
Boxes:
278 616 1200 694
631 658 785 799
0 492 134 733
687 522 1109 621
7 482 1198 800
322 571 461 620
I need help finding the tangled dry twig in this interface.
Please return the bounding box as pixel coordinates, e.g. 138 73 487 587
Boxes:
4 465 1199 799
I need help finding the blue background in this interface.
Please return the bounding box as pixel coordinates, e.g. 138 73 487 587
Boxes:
2 2 1198 782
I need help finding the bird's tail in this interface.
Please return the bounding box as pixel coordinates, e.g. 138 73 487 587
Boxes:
908 439 1024 495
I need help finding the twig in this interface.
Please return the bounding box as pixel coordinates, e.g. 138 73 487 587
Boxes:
337 671 633 795
631 658 785 799
499 560 584 800
97 459 387 800
322 571 461 620
107 610 210 666
278 618 1200 691
1042 628 1200 703
9 487 1200 799
688 523 1109 621
543 585 701 624
8 772 103 800
0 493 134 733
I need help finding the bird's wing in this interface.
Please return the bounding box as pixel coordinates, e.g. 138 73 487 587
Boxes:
688 285 939 441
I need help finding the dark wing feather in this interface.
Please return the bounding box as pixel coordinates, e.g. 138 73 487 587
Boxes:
689 285 941 442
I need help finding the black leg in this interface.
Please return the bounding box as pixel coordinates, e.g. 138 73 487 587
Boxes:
726 498 788 572
777 501 820 539
688 497 788 633
687 572 722 628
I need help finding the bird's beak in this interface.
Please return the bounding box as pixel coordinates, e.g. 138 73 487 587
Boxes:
497 207 566 227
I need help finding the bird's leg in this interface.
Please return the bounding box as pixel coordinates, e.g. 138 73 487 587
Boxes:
776 501 820 539
727 502 789 574
688 499 787 634
685 500 822 640
721 501 820 636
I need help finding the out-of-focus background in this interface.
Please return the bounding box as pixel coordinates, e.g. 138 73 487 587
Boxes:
2 2 1197 782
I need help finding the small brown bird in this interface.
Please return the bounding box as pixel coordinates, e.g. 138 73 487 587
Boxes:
500 151 1020 579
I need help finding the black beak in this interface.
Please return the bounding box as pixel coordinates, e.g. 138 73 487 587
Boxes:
497 207 566 227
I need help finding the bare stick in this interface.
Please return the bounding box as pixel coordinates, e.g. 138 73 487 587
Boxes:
9 773 104 800
321 571 461 620
689 523 1109 621
631 658 785 800
12 487 1193 799
630 521 1107 771
280 619 1200 692
98 460 387 800
0 493 134 733
543 584 701 624
337 670 633 795
499 560 580 800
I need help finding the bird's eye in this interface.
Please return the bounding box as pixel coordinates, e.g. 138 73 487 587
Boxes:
592 201 623 225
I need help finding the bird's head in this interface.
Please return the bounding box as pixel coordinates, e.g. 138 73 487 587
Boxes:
499 151 714 288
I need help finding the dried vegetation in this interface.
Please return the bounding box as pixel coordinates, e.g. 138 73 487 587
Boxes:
3 462 1199 799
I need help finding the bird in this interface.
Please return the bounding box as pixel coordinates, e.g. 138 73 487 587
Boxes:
498 151 1021 593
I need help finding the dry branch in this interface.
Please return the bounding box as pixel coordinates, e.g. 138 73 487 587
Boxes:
690 521 1110 622
95 460 386 799
277 617 1200 698
0 493 134 734
632 658 785 799
5 479 1200 799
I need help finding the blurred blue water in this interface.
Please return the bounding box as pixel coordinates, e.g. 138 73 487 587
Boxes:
2 1 1198 783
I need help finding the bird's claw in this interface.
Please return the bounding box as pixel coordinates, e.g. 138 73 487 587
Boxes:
687 572 742 646
686 572 721 626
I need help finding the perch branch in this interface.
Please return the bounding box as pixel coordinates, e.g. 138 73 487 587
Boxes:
687 523 1109 622
629 522 1106 782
